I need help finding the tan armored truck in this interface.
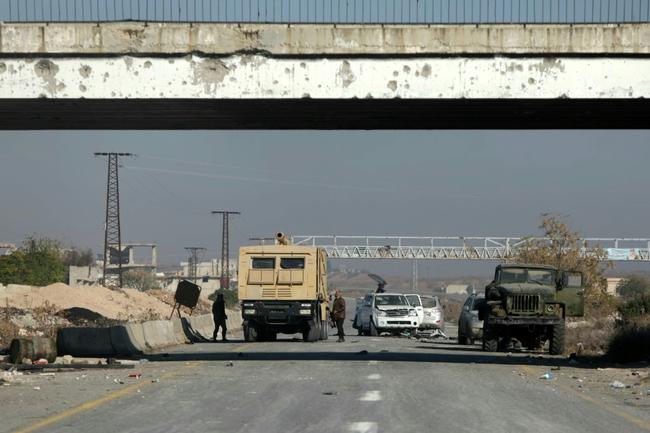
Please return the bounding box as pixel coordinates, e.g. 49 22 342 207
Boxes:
238 232 329 342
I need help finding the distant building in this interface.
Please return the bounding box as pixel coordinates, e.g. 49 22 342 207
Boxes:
445 284 470 295
164 258 239 296
606 278 624 297
179 258 237 280
68 265 103 286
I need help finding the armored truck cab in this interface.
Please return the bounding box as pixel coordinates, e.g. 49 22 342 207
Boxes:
482 264 584 355
238 233 329 342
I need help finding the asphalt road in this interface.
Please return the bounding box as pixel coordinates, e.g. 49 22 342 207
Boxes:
3 301 650 433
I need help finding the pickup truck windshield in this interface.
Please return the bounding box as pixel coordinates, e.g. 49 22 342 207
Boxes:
375 295 407 306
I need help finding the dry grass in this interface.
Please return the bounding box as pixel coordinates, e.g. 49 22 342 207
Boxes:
30 301 60 338
441 297 463 323
566 318 616 356
607 325 650 363
0 317 19 350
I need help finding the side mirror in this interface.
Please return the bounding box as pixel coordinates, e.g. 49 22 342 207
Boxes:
463 305 470 312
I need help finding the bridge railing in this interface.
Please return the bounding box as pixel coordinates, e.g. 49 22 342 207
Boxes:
2 0 649 24
291 235 650 261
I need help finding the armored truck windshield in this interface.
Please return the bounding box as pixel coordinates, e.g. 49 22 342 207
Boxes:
498 267 556 285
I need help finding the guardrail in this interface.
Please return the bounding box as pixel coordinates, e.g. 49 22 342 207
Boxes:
2 0 649 24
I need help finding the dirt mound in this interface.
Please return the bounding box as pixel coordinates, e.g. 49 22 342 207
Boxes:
0 283 173 321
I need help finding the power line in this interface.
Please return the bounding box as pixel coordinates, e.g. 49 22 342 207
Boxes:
94 152 134 288
211 211 240 289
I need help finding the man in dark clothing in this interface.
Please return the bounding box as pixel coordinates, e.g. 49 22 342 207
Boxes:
331 289 346 342
212 293 228 342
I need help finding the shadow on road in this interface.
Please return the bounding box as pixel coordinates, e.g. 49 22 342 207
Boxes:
144 346 604 369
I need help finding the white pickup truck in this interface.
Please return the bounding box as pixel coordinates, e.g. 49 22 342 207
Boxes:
353 293 420 336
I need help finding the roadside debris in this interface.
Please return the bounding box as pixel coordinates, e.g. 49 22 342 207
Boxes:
225 362 234 367
128 372 142 379
609 380 626 389
322 391 338 396
539 372 554 380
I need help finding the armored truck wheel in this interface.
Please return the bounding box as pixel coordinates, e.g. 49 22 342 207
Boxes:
320 320 329 340
549 321 566 355
243 322 258 342
303 316 321 342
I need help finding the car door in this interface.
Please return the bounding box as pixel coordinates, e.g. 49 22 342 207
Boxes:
556 271 585 317
406 294 424 324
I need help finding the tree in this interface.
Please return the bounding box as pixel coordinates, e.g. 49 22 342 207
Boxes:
511 214 613 313
62 248 95 267
122 270 159 292
0 236 66 286
617 276 650 298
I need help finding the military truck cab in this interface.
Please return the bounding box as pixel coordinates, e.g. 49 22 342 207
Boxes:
238 233 329 342
482 264 584 355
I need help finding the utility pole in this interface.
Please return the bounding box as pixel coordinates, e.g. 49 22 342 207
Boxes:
211 211 240 289
184 247 206 283
95 152 133 288
412 259 419 292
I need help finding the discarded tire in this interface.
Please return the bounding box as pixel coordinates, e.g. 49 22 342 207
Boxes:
9 337 57 364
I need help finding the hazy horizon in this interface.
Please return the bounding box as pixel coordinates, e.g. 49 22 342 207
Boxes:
2 130 650 279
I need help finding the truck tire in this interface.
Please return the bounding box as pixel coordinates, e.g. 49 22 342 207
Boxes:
303 317 321 342
549 321 566 355
482 327 498 352
369 319 379 336
243 322 258 342
320 320 329 340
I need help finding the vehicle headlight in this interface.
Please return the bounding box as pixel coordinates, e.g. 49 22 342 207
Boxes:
244 309 256 315
546 304 555 313
408 309 417 317
375 309 387 317
243 303 254 307
301 303 311 307
299 309 312 315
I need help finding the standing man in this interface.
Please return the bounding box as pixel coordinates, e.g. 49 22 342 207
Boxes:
331 289 346 342
212 293 228 342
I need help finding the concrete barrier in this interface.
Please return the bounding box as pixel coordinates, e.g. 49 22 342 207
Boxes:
56 314 237 357
108 325 144 356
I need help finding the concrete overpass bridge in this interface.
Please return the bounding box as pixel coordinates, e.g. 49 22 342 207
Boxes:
0 1 648 129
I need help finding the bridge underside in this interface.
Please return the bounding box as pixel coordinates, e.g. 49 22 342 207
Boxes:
1 98 648 129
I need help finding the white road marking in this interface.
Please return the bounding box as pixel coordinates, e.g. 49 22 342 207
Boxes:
368 360 379 365
367 374 381 380
348 422 379 433
359 390 382 401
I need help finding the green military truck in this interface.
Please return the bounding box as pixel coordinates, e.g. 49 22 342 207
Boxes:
238 232 329 342
481 264 584 355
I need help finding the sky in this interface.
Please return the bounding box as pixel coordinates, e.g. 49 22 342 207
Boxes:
2 130 650 279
